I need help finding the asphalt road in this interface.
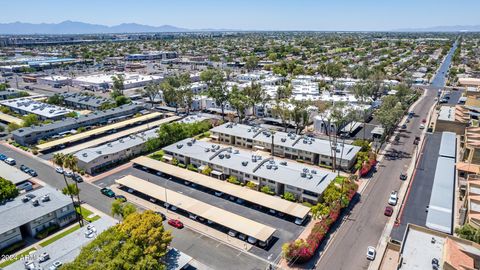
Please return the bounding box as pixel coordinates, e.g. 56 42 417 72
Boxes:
0 144 268 270
314 40 457 270
390 133 442 241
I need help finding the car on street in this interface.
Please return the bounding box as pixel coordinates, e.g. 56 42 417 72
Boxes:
100 188 115 197
168 219 184 229
72 174 83 182
388 191 398 206
422 118 427 123
39 252 50 262
366 246 376 260
115 195 127 202
27 169 37 177
384 206 394 216
4 157 16 165
401 124 407 129
419 124 425 129
64 171 73 178
20 164 29 172
0 153 7 161
49 261 62 270
55 166 64 174
400 172 407 180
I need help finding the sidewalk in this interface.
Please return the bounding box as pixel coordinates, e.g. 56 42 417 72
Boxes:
110 186 253 252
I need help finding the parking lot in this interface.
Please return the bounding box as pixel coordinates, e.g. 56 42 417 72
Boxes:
390 132 442 241
94 165 306 260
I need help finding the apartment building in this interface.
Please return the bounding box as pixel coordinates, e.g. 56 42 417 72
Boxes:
0 186 76 250
12 104 143 145
75 128 158 174
163 138 337 203
61 93 111 110
210 123 361 170
0 97 73 120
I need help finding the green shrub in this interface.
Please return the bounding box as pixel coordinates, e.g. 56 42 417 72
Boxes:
246 181 257 190
201 165 212 175
178 163 186 169
227 175 241 185
150 150 165 161
171 158 179 166
187 164 197 172
35 224 60 239
283 192 297 202
261 185 275 195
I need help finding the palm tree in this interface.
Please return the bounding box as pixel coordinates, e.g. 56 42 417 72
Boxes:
63 154 84 226
52 153 83 226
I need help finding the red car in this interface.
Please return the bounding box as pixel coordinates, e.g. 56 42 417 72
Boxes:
422 119 426 123
384 206 394 217
168 219 184 229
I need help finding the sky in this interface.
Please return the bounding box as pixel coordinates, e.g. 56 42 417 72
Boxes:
1 0 479 31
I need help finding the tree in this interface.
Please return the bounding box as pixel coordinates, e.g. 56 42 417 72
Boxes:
245 55 259 71
353 83 373 140
290 99 310 134
283 192 296 202
0 177 19 202
140 83 161 105
47 94 64 105
110 74 125 98
228 85 248 122
111 200 137 219
22 114 40 127
244 83 262 116
53 153 83 226
271 99 291 131
203 69 229 120
61 211 172 270
276 84 293 100
455 224 480 243
115 95 131 107
7 122 21 132
376 95 404 149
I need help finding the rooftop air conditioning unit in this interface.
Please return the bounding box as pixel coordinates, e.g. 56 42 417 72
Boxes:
176 144 183 149
205 148 210 152
41 195 50 202
32 199 40 207
301 172 307 178
242 161 248 166
266 164 272 169
280 161 287 166
219 154 224 159
281 138 287 142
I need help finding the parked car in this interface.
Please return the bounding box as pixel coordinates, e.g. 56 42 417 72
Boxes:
49 261 62 270
238 233 247 241
115 195 127 202
419 124 425 129
72 174 83 183
401 124 407 129
214 191 223 197
64 171 73 178
4 158 16 165
20 164 29 172
0 153 7 161
55 166 64 174
247 236 257 245
227 230 238 237
100 188 115 198
422 118 427 123
388 191 398 206
384 206 394 217
366 246 376 260
168 219 184 229
400 172 407 180
27 169 37 177
39 252 50 262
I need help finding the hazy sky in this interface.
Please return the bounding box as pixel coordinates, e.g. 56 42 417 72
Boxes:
2 0 479 30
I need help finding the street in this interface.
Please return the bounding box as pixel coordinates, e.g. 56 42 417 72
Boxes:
314 41 457 270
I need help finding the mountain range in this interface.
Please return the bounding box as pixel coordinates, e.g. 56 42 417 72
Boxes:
1 21 480 34
0 21 196 34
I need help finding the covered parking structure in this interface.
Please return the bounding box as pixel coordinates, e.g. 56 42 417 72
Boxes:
132 156 311 222
115 175 276 246
51 115 180 155
36 112 164 152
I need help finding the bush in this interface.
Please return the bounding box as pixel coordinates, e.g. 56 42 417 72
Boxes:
260 185 275 195
283 192 296 202
35 224 60 239
171 158 179 166
0 241 25 255
227 175 241 185
246 181 257 190
201 165 212 175
0 178 19 202
178 163 186 169
187 164 197 172
150 150 165 161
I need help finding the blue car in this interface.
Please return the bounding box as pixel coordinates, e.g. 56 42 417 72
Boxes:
0 154 7 161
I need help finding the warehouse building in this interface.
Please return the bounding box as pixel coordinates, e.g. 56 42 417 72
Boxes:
210 123 361 170
12 104 143 145
163 138 337 203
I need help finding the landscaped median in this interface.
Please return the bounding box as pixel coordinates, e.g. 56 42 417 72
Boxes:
281 176 358 264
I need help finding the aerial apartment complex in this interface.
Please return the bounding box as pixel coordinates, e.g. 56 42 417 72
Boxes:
163 138 338 203
210 123 361 170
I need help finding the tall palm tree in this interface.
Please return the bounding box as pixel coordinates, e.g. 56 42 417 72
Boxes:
63 154 84 226
52 153 83 226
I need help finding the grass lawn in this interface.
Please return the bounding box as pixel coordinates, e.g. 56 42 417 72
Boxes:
39 224 81 247
0 247 36 267
77 206 100 222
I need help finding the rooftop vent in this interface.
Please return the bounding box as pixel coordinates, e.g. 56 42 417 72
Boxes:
301 172 307 178
187 142 192 146
266 164 272 170
225 154 231 159
82 153 88 157
41 195 50 202
32 199 40 207
219 154 224 159
281 138 287 142
242 161 248 166
303 168 309 173
176 144 183 149
280 161 287 166
205 148 210 152
234 149 239 154
311 170 317 174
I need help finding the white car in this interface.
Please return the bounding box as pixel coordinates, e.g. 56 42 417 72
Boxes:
39 252 50 262
4 157 16 165
228 230 238 237
419 124 425 129
49 261 62 270
388 191 398 206
55 166 64 174
366 246 376 260
64 171 73 178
